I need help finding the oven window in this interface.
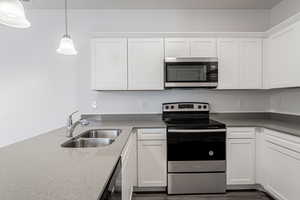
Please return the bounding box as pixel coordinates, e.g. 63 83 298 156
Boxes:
166 65 208 82
167 132 225 161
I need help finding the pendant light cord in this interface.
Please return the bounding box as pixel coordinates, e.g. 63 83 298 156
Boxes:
65 0 69 36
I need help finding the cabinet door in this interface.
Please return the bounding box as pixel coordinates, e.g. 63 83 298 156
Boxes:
262 39 271 89
217 39 239 89
138 140 167 187
239 39 262 89
190 38 217 57
122 132 137 200
91 38 127 90
165 38 190 57
128 38 164 90
268 21 300 88
264 129 300 200
227 138 256 185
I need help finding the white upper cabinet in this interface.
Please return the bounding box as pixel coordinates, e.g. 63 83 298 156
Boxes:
262 39 271 89
165 38 217 58
217 38 262 89
190 38 217 57
217 39 240 89
128 38 164 90
267 21 300 88
165 38 190 57
239 39 262 89
91 38 128 90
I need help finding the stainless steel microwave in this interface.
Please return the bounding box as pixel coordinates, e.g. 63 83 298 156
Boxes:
164 57 218 88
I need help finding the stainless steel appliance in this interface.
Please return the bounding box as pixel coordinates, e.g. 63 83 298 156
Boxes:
99 158 122 200
164 58 218 88
162 102 226 194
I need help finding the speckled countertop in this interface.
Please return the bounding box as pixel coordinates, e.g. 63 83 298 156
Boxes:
0 113 299 200
212 116 300 137
0 117 165 200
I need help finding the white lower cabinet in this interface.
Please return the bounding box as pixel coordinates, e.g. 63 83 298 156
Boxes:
137 128 167 187
226 128 256 185
263 129 300 200
122 131 137 200
121 126 300 200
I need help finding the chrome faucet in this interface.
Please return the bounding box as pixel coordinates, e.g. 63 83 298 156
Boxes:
66 111 89 137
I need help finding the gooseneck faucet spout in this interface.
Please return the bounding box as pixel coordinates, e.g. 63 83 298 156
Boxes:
66 111 89 137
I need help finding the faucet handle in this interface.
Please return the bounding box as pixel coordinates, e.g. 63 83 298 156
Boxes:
80 119 89 126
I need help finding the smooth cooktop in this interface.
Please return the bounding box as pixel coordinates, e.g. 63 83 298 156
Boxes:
164 119 226 129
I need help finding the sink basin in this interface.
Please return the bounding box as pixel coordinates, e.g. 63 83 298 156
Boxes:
61 138 114 148
61 129 121 148
79 129 121 139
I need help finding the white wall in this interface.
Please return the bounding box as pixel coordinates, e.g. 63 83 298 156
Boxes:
270 88 300 115
0 11 78 148
0 9 271 147
270 0 300 26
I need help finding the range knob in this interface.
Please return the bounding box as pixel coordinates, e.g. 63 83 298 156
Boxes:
171 105 174 109
203 105 207 109
165 106 169 110
198 105 202 109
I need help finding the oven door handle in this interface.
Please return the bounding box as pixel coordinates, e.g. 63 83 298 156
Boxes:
168 129 226 133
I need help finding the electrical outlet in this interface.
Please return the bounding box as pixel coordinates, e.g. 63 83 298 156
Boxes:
91 101 97 109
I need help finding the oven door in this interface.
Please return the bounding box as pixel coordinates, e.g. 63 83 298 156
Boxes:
164 59 218 88
167 128 226 161
167 128 226 173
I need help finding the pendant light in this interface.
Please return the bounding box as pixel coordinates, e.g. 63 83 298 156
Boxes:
0 0 31 28
56 0 77 55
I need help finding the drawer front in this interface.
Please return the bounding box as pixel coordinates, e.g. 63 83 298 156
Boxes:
227 127 256 139
138 128 166 140
168 173 226 194
265 129 300 154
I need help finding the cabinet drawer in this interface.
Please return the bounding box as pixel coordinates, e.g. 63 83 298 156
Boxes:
227 127 256 139
265 129 300 154
137 128 166 140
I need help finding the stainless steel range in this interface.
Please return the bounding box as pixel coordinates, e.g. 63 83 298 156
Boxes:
162 102 226 195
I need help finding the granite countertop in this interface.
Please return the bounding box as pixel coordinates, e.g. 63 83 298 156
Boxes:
212 116 300 137
0 113 299 200
0 116 165 200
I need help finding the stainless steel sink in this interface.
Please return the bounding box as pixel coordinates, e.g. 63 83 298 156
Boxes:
61 129 121 148
79 129 121 139
61 138 114 148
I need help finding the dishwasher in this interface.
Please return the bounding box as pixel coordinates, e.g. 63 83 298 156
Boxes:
99 158 122 200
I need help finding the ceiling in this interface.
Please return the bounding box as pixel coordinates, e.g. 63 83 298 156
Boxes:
24 0 283 9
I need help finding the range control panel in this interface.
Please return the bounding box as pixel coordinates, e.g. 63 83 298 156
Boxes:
163 102 209 112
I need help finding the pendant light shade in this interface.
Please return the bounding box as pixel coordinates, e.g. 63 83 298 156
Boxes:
57 34 78 55
0 0 30 28
57 0 77 55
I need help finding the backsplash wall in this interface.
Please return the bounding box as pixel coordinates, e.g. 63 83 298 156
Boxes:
79 90 271 114
270 88 300 116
